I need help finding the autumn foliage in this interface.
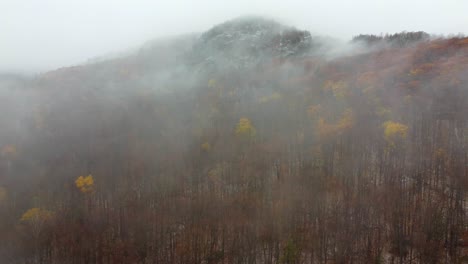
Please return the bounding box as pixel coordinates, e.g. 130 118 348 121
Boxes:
75 175 94 193
0 28 467 264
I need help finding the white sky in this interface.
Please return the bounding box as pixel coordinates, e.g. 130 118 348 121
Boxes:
1 0 467 72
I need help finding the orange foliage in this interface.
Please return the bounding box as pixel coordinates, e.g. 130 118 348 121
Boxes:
1 144 17 157
316 109 354 138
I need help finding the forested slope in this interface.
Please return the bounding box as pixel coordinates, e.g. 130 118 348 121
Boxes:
0 17 467 263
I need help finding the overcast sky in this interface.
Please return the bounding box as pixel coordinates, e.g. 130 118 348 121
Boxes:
1 0 467 73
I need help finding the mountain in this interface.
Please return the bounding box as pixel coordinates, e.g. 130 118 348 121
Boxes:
188 16 314 70
0 17 467 264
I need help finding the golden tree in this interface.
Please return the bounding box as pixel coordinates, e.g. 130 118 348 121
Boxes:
382 121 408 147
201 142 211 152
316 108 355 139
235 118 256 138
20 207 54 238
75 175 95 193
20 208 54 222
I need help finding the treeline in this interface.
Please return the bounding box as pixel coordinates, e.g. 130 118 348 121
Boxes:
352 31 430 47
0 34 467 264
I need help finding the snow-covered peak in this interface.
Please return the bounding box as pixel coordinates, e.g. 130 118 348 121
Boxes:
189 16 314 71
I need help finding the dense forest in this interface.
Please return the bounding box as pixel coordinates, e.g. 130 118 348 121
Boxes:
0 17 467 263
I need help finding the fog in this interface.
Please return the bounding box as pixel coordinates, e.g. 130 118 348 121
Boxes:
2 0 467 72
0 2 467 263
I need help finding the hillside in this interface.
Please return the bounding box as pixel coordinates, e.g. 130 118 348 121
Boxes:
0 17 467 264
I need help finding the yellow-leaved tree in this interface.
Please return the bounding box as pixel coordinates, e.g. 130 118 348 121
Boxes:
259 92 282 103
316 108 355 139
75 175 94 193
382 121 408 147
20 207 54 237
201 142 211 152
20 208 54 223
235 118 256 138
323 80 348 99
208 79 217 88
